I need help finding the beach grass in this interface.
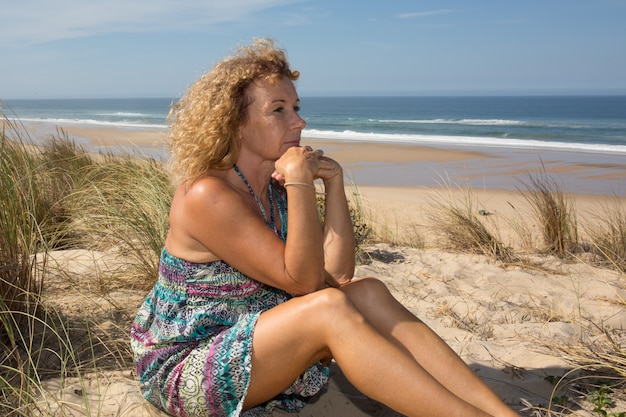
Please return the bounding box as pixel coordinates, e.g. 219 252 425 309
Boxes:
1 118 625 416
534 327 626 417
0 120 163 415
62 152 172 289
584 197 626 274
428 181 517 263
1 118 49 414
519 168 579 258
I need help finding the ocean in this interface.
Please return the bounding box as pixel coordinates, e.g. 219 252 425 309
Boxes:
2 96 626 194
2 96 626 154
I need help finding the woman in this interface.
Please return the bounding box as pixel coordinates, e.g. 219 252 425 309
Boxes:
131 39 520 417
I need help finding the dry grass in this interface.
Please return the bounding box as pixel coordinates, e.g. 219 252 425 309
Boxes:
1 118 50 413
523 327 626 417
583 197 626 273
1 118 168 415
519 168 579 258
1 120 46 312
428 181 517 263
64 153 172 288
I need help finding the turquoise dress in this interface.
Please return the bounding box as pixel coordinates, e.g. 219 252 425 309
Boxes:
130 176 329 417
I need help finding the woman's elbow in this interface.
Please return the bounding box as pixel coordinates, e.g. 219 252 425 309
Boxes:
284 270 326 295
330 270 354 286
327 260 355 283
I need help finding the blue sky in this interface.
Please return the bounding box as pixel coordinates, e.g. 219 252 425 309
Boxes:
1 0 625 99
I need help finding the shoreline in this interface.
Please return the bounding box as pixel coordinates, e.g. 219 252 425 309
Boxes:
17 121 626 196
302 139 626 196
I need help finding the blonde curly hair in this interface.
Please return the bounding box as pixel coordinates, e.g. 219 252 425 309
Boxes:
167 38 300 186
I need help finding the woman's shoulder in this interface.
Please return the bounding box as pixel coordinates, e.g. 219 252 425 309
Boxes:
170 175 243 226
167 174 240 263
175 174 237 204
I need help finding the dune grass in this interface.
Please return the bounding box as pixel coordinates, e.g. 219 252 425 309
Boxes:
0 118 170 415
518 169 579 258
532 327 626 417
63 152 172 290
584 197 626 274
1 118 50 414
1 119 47 310
428 181 517 263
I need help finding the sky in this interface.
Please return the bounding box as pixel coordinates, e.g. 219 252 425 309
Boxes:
1 0 625 99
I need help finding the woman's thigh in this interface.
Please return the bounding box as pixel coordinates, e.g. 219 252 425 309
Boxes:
243 288 350 408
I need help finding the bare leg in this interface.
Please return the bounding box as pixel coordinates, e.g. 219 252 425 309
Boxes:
341 277 520 417
243 287 501 417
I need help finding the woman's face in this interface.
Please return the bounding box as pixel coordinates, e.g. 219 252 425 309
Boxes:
239 77 306 160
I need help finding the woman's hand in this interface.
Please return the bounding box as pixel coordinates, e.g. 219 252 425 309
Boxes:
315 156 343 184
272 146 324 184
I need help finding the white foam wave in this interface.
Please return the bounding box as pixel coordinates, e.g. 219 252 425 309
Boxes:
303 129 626 155
99 111 148 117
379 118 528 126
14 117 167 130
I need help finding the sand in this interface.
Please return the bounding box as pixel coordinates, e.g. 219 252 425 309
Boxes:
53 123 626 194
30 124 626 417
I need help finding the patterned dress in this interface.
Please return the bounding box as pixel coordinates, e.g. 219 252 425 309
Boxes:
130 181 329 417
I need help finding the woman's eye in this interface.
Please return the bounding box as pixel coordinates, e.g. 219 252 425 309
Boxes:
294 106 301 112
274 107 284 113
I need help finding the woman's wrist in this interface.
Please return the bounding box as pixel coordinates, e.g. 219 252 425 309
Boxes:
322 174 344 190
282 171 315 185
283 181 315 190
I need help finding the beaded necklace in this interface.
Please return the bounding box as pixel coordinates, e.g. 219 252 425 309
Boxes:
233 164 287 241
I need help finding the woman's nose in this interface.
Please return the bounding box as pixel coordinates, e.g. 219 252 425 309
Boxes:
293 113 306 130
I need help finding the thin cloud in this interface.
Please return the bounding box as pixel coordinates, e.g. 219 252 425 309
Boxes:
0 0 298 46
395 9 459 19
281 12 314 27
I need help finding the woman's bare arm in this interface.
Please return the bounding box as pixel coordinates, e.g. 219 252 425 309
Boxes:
316 157 356 286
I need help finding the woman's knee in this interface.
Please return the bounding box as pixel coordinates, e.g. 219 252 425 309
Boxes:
344 276 392 302
301 288 368 329
307 287 357 314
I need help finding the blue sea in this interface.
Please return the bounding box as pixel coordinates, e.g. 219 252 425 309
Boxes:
2 96 626 194
3 96 626 153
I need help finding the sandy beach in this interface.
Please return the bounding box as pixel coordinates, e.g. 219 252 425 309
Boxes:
54 123 626 194
29 124 626 416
